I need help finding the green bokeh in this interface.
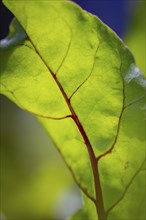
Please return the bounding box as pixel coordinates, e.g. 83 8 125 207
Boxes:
125 0 146 76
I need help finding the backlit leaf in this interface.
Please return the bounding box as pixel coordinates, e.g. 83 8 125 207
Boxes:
0 0 145 219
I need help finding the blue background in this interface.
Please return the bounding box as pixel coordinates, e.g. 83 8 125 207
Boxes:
1 0 138 39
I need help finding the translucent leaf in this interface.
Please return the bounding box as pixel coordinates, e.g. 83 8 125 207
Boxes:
0 0 145 219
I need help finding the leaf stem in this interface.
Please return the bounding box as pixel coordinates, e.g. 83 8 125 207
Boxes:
53 72 107 220
71 114 106 220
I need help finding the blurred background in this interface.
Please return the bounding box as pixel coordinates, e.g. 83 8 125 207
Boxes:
0 0 145 219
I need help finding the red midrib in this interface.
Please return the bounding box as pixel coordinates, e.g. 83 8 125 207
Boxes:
28 37 106 220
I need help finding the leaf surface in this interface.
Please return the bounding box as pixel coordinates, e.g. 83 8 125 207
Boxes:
0 0 145 219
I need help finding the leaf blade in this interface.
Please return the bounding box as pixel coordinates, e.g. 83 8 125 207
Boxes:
1 0 145 219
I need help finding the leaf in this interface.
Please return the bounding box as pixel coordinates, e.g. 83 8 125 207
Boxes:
0 0 145 219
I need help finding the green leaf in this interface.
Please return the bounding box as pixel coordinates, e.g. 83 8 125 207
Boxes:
0 0 145 219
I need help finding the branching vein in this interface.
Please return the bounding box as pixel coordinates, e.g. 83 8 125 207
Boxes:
55 25 72 76
97 59 125 161
124 94 146 109
1 82 72 121
106 158 146 215
27 36 106 219
69 43 100 101
56 145 96 203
